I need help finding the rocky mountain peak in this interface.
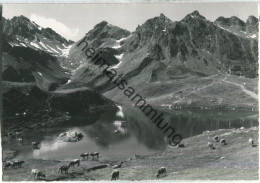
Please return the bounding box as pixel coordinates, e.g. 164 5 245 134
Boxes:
159 13 168 19
2 15 73 57
229 16 246 26
12 15 30 23
246 15 258 24
3 16 41 40
182 10 206 22
136 13 172 33
246 15 258 33
93 20 109 31
3 15 71 44
214 16 227 24
214 16 246 32
85 20 130 44
190 10 201 17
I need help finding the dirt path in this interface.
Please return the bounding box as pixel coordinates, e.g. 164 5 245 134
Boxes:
223 77 258 100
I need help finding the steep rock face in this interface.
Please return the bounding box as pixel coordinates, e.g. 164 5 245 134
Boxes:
68 11 258 89
214 16 246 32
214 15 258 39
246 16 258 33
2 16 73 56
2 46 68 90
86 21 131 47
2 12 258 111
1 15 115 128
1 16 73 91
63 21 131 70
62 11 258 109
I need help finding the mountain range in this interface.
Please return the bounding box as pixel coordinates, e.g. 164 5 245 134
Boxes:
1 11 258 126
63 11 258 110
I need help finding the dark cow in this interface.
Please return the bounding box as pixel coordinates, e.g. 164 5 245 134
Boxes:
157 167 167 178
90 152 99 159
4 161 13 169
11 161 25 169
58 165 70 174
77 133 84 140
111 170 119 180
213 136 219 142
80 153 89 160
69 159 80 167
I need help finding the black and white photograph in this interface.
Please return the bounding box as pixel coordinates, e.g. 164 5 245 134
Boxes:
0 0 259 181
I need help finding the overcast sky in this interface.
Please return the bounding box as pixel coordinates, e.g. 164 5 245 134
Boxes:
3 3 258 41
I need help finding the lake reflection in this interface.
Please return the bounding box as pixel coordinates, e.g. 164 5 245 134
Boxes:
13 106 258 161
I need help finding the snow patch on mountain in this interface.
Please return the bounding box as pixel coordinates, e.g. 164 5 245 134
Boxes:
20 43 27 47
38 41 49 50
116 37 127 43
115 53 124 60
111 53 124 69
249 34 257 38
30 42 42 49
45 45 60 54
215 23 257 39
61 45 73 57
112 44 121 49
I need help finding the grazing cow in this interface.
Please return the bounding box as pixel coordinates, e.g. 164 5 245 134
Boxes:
4 161 13 169
11 161 25 169
220 139 228 146
208 142 215 150
249 138 256 147
214 136 219 142
111 170 119 180
157 167 167 178
80 153 89 160
90 152 99 159
58 165 70 174
112 161 124 169
31 169 46 180
69 159 80 167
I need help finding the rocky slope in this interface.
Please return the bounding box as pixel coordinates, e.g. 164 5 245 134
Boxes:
61 11 258 109
2 81 114 131
1 15 115 129
63 21 130 70
1 11 258 126
2 16 73 56
1 16 74 90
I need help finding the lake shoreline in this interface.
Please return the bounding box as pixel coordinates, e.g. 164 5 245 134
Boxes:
3 126 259 181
